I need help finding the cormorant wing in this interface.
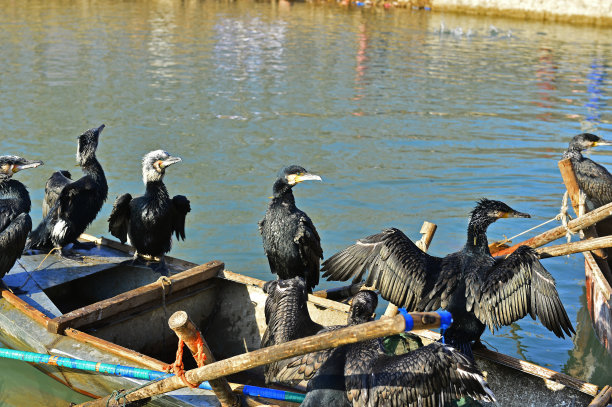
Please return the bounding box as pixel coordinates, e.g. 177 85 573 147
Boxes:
56 175 99 217
108 194 133 244
575 158 612 207
346 342 496 407
271 325 344 385
475 246 575 338
295 213 323 290
0 212 32 278
42 170 72 218
322 228 442 310
171 195 190 241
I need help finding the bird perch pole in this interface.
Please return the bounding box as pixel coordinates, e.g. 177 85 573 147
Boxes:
76 310 451 407
382 221 437 318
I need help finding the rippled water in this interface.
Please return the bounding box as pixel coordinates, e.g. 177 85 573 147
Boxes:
1 0 612 404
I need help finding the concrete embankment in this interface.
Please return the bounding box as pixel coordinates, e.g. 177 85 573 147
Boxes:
405 0 612 26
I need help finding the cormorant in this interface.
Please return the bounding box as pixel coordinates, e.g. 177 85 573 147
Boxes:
563 133 612 240
563 133 612 209
108 150 190 267
322 198 575 356
26 124 107 253
296 291 497 407
0 156 43 285
261 277 324 384
258 165 323 292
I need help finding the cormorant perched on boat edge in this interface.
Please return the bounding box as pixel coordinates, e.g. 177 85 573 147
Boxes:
0 156 43 288
259 165 323 292
26 124 107 254
563 133 612 209
322 198 575 357
108 150 191 271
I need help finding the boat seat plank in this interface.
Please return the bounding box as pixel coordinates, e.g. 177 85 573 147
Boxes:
47 260 224 334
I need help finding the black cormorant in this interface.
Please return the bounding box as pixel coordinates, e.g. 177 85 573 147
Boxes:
322 199 575 356
26 124 107 252
0 156 43 285
258 165 323 292
563 133 612 209
261 277 324 384
296 291 497 407
108 150 190 267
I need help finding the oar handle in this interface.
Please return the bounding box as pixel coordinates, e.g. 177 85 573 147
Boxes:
76 310 452 407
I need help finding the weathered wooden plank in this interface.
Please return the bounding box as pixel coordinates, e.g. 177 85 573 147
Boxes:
0 289 52 327
589 385 612 406
47 261 224 334
537 236 612 258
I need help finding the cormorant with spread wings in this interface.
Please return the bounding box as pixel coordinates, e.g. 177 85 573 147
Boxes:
322 199 574 356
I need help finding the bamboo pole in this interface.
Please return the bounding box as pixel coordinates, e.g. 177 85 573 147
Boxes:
168 311 239 407
491 200 612 257
76 311 451 407
589 385 612 407
536 236 612 259
383 221 437 318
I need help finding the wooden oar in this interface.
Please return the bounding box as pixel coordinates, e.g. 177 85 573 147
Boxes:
75 310 451 407
490 200 612 257
536 236 612 258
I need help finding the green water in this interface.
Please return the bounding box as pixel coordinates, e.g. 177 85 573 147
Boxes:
1 0 611 404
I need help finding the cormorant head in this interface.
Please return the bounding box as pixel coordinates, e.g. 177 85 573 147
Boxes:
272 165 322 197
275 276 308 301
348 290 378 325
0 155 44 181
142 150 182 184
76 124 105 165
568 133 612 152
470 198 530 226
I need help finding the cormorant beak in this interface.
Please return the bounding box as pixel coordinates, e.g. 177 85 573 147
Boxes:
502 210 530 219
96 124 106 133
594 139 612 147
160 156 182 169
290 173 322 185
14 160 44 172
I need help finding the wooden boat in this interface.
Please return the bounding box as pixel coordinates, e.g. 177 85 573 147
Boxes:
0 233 602 406
558 158 612 359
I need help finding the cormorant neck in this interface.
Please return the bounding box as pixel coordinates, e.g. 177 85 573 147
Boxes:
272 180 296 205
145 180 169 199
82 157 106 184
466 214 495 253
563 146 583 161
0 179 31 212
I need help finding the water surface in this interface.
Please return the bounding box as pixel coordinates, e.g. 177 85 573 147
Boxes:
1 0 611 403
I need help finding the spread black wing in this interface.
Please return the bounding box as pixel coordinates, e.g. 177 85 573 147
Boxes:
0 212 31 279
475 245 575 338
322 228 443 310
42 170 71 218
296 212 323 291
108 194 133 244
171 195 190 241
345 342 496 407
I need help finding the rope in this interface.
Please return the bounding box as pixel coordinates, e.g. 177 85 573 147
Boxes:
156 276 172 317
162 335 207 389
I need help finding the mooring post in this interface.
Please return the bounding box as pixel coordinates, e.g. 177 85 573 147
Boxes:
168 311 240 407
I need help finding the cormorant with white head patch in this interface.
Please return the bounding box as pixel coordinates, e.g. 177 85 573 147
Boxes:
26 124 107 253
322 199 574 357
108 150 190 269
258 165 323 292
0 156 43 287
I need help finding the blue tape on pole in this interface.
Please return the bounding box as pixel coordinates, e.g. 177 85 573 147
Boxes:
398 308 413 331
437 310 452 330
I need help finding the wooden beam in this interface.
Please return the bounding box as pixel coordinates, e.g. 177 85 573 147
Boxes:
537 236 612 258
76 311 448 407
491 201 612 257
0 289 52 327
589 385 612 406
47 261 224 334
